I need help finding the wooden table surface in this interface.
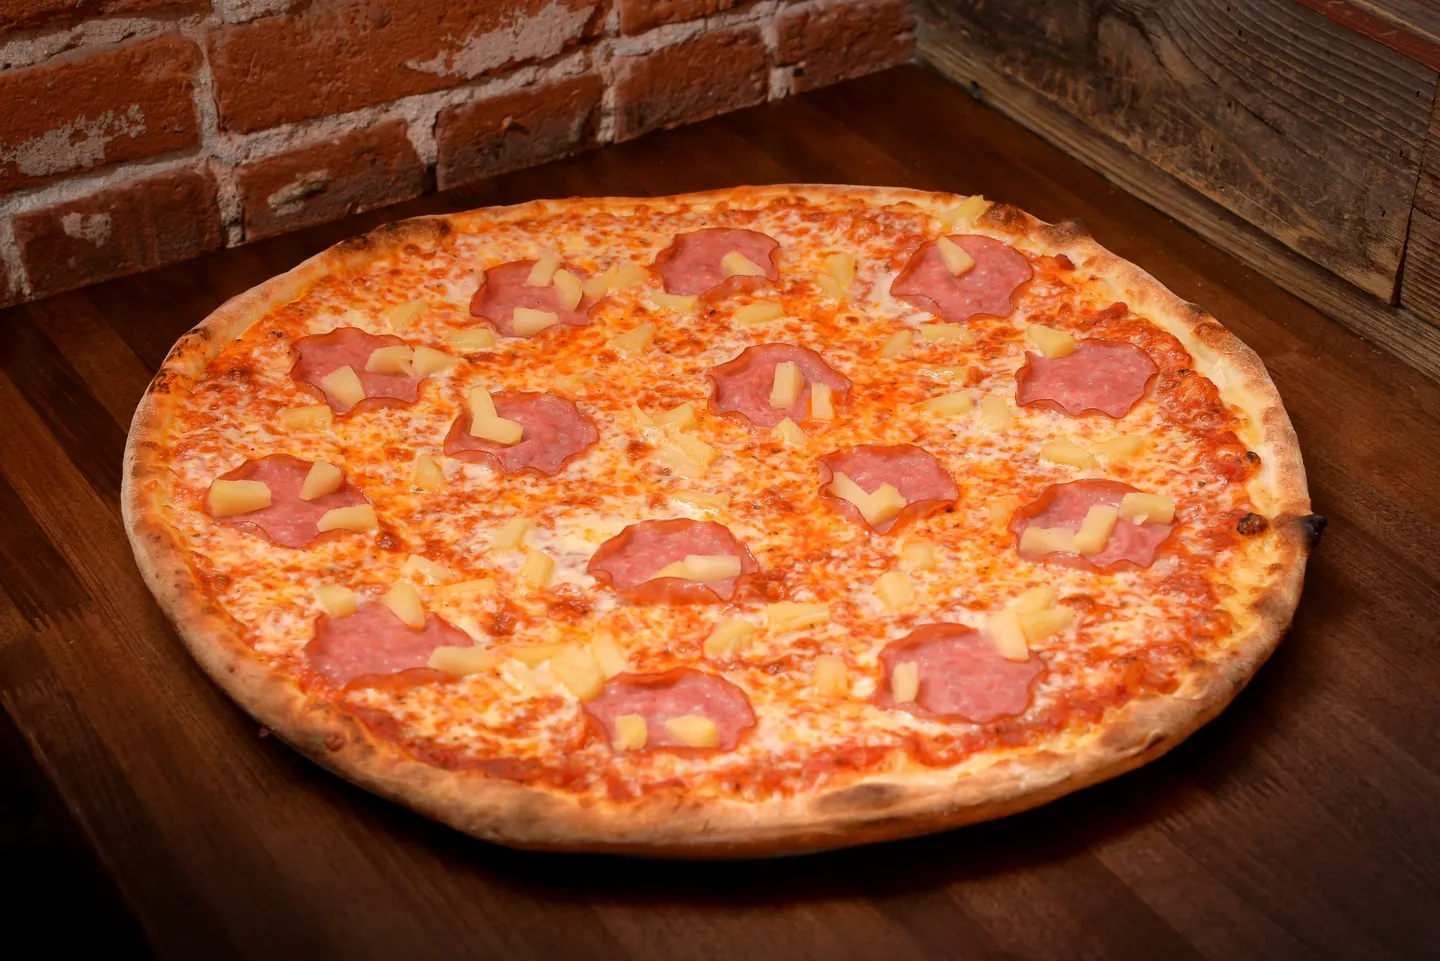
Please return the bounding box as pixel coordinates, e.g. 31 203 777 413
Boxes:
0 65 1436 961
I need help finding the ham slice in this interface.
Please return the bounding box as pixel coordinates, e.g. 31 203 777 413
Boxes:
876 624 1045 723
1010 479 1175 570
208 453 368 548
890 234 1032 322
583 668 756 751
1015 339 1158 418
469 261 597 337
653 227 780 299
305 603 474 689
291 327 421 413
587 519 759 603
706 343 850 429
444 391 598 476
818 444 958 535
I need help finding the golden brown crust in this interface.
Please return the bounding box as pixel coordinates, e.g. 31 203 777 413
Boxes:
123 186 1311 856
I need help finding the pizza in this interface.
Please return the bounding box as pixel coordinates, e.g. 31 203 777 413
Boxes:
122 185 1318 855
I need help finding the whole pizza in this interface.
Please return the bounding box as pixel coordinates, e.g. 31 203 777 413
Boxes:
123 186 1317 855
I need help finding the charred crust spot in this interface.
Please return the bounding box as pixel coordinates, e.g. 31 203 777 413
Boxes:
1236 512 1269 536
980 202 1029 233
1300 513 1327 546
1244 451 1261 464
814 781 906 813
323 733 345 752
1055 253 1075 270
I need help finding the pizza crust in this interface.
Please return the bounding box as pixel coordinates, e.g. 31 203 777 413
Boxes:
123 186 1312 856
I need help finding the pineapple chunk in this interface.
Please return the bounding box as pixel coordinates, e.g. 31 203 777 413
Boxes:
512 307 559 336
720 250 767 277
411 454 445 492
1025 324 1077 359
665 715 719 748
511 643 566 668
772 417 808 447
979 394 1014 431
427 645 495 677
657 433 721 478
828 472 907 527
316 504 377 533
734 300 785 326
630 405 658 433
937 194 986 230
1039 439 1098 469
279 404 332 432
875 570 915 611
1019 606 1074 643
653 554 742 582
881 329 914 358
764 602 831 632
613 263 647 289
450 328 497 351
380 298 428 330
1018 525 1077 555
824 252 857 287
919 323 972 343
651 292 699 312
810 382 835 420
299 460 343 500
1094 434 1148 462
936 235 976 276
815 272 847 302
320 365 365 410
589 633 627 677
1119 492 1176 524
207 479 271 517
655 402 697 431
985 609 1030 661
607 321 655 355
899 539 937 572
1013 586 1057 614
812 655 850 698
365 345 413 375
499 658 550 695
436 579 496 603
581 266 614 301
401 553 454 584
891 661 920 703
382 582 425 629
612 715 648 751
470 416 524 445
491 516 533 551
551 644 605 700
411 346 459 378
520 548 554 588
467 385 497 421
671 489 729 513
1074 505 1119 555
552 269 583 311
703 619 756 658
769 361 803 409
918 391 974 416
526 255 560 286
314 584 357 618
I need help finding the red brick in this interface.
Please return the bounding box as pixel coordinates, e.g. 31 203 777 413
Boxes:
13 167 222 298
207 0 602 134
775 0 912 93
237 120 427 241
435 74 602 190
0 35 201 193
617 0 737 34
612 27 767 142
0 1 203 37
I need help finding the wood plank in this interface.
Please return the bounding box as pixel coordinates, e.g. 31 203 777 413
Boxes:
918 21 1440 381
1400 207 1440 324
1291 0 1440 69
914 0 1437 300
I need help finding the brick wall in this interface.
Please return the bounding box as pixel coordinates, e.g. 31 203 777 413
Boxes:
0 0 914 304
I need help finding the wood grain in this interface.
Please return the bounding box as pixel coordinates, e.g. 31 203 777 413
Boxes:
1400 93 1440 326
914 0 1437 301
0 65 1437 960
1292 0 1440 69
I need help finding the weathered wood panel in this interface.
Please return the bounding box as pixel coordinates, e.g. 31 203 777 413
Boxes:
1399 95 1440 326
1292 0 1440 69
915 0 1437 300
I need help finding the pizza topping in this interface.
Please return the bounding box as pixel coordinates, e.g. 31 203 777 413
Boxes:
935 236 975 276
1025 323 1077 358
520 548 555 588
550 644 605 700
491 515 533 551
445 391 599 475
427 646 495 677
763 602 831 632
435 578 496 604
607 321 656 354
587 519 758 603
654 227 780 298
411 346 459 378
982 609 1029 661
708 344 850 429
208 454 368 548
936 194 987 230
899 539 937 572
1093 434 1149 462
316 504 378 533
207 479 271 517
875 570 915 611
526 255 561 286
881 329 913 358
810 383 835 421
703 618 757 658
1015 339 1159 418
918 323 973 343
891 235 1033 323
305 603 474 688
365 344 414 375
1119 492 1176 524
379 298 427 330
292 328 422 413
734 300 785 326
450 328 497 351
655 432 722 478
978 394 1013 431
1010 480 1176 569
314 584 358 618
877 623 1045 723
1037 439 1098 470
411 454 446 492
917 391 973 416
381 581 426 629
299 460 343 500
1073 504 1120 555
818 444 958 534
612 714 648 750
812 655 850 697
650 291 699 313
470 261 596 336
589 633 628 677
401 554 454 584
583 668 756 752
720 250 768 278
279 404 333 432
772 417 808 446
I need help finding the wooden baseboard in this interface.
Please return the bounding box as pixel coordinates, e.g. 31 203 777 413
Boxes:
917 18 1440 383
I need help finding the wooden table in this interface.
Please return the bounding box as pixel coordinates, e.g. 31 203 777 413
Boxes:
1 65 1435 961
